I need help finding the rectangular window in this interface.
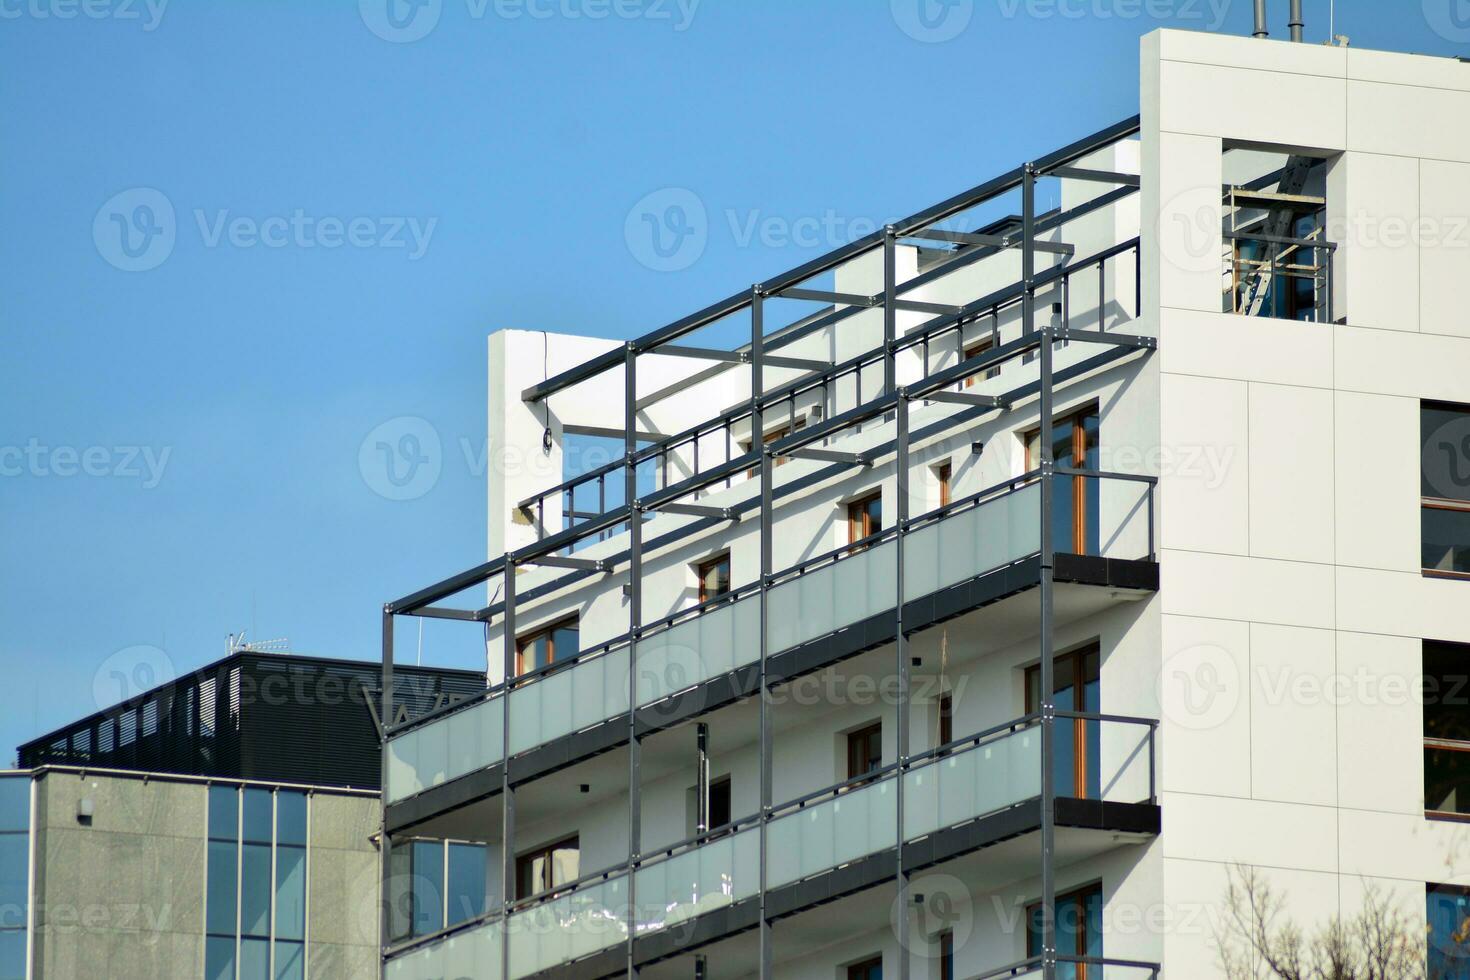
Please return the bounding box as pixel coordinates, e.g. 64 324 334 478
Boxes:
708 776 732 830
935 461 953 510
1428 882 1470 979
1026 404 1100 556
847 491 883 548
1425 641 1470 818
938 693 954 749
516 617 580 676
1027 884 1103 980
447 843 488 927
847 955 883 980
410 839 444 937
846 722 883 781
963 337 1000 386
742 418 805 475
940 931 954 980
1026 644 1102 799
697 553 731 604
0 776 29 980
516 836 580 900
1423 402 1470 578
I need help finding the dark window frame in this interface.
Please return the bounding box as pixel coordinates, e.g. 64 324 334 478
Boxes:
1025 882 1104 979
696 552 731 605
846 721 883 782
1422 401 1470 581
846 954 883 980
847 490 883 550
515 834 580 900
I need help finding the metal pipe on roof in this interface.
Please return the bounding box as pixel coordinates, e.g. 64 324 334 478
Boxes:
1253 0 1269 37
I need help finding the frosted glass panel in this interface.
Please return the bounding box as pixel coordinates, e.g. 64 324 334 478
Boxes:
636 597 760 707
506 875 628 979
508 645 630 755
902 727 1040 841
387 696 505 805
387 920 502 980
766 540 897 653
904 483 1040 602
765 778 896 889
634 827 759 933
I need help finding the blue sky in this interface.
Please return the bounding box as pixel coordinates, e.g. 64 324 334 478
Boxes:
0 0 1462 760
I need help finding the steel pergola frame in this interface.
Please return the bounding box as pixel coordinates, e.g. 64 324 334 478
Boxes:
379 114 1161 980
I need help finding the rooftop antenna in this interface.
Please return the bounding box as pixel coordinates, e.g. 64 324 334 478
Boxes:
228 630 291 655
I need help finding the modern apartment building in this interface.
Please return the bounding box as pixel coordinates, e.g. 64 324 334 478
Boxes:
377 23 1470 980
1 651 488 980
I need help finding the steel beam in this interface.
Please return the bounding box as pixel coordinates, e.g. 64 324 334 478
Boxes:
783 447 869 466
655 345 746 363
776 287 877 307
926 390 1006 409
654 502 737 520
761 354 832 372
1046 166 1140 187
526 555 612 573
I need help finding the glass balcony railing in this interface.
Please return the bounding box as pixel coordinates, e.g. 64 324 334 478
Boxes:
383 713 1155 978
384 472 1155 808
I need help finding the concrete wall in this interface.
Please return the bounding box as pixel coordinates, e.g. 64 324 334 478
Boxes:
28 771 380 980
1143 27 1470 977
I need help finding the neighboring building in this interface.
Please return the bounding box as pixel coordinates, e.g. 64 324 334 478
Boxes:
375 22 1470 980
2 652 489 980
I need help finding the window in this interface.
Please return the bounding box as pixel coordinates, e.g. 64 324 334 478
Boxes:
1026 404 1100 555
847 491 883 547
708 776 732 830
847 955 883 980
389 838 489 943
846 722 883 781
935 461 953 510
1027 885 1103 980
1428 882 1470 978
516 617 580 676
697 553 731 604
938 693 954 749
741 418 805 475
939 931 954 980
0 777 29 980
1425 641 1470 818
962 337 1000 386
516 835 580 900
1025 644 1101 799
205 785 308 980
1422 402 1470 578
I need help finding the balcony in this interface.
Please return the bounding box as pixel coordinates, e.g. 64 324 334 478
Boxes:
383 712 1157 980
384 469 1156 826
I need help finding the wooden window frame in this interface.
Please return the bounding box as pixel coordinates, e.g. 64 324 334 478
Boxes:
514 835 579 900
963 337 1001 387
847 490 883 548
935 460 953 510
741 418 805 476
1025 403 1100 555
846 721 883 782
1025 883 1103 979
938 693 953 750
939 931 954 980
846 955 883 980
696 552 731 604
515 616 579 677
1024 643 1101 798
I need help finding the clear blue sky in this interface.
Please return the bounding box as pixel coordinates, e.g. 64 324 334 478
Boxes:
0 0 1459 761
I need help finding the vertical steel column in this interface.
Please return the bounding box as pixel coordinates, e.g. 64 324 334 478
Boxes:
624 342 642 979
753 287 774 980
500 564 517 980
883 226 897 397
695 723 710 835
379 607 394 979
1027 163 1059 980
894 390 911 980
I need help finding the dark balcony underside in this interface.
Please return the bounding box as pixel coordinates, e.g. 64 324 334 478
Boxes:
522 797 1160 980
386 553 1158 835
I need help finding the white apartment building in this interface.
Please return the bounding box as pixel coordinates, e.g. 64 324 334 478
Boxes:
376 23 1470 980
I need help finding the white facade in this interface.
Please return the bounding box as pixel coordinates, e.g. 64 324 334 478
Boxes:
381 27 1470 980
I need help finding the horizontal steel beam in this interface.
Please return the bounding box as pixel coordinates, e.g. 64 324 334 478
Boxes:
783 447 869 466
656 502 738 521
656 345 746 363
926 390 1006 409
1053 328 1157 350
564 424 666 442
1047 166 1141 187
401 606 484 622
777 287 877 307
529 555 612 572
893 298 965 316
762 355 831 372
